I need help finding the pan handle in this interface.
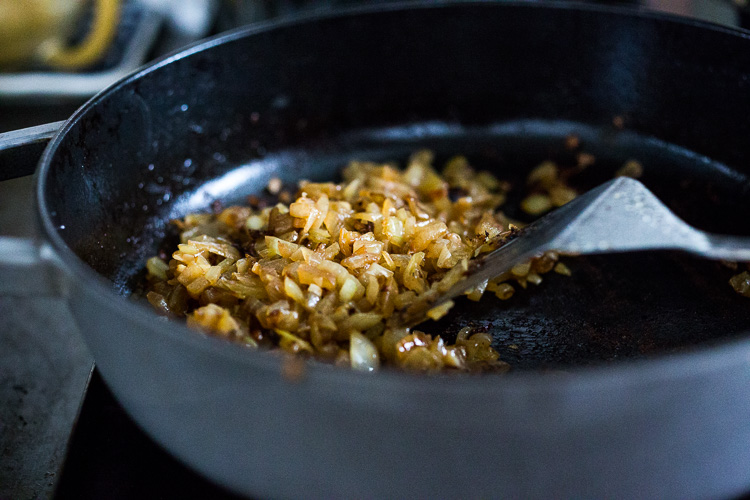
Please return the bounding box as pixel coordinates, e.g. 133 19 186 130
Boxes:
0 121 67 296
0 121 65 181
0 237 66 296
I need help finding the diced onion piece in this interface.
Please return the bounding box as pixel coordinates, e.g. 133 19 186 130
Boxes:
284 276 306 305
730 271 750 298
511 262 531 277
265 236 299 258
350 332 379 372
426 300 454 321
365 276 379 305
442 345 467 369
493 283 515 300
548 186 577 207
521 194 553 215
616 159 644 178
526 273 543 286
146 291 169 314
146 257 169 280
275 329 313 354
527 161 558 188
466 280 488 301
186 276 210 297
267 177 282 194
554 262 572 276
339 276 361 302
339 312 383 333
187 304 240 336
245 215 265 230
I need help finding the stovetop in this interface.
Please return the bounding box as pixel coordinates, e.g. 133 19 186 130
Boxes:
53 371 244 500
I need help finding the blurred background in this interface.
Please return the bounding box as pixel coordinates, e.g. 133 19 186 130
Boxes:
0 0 744 133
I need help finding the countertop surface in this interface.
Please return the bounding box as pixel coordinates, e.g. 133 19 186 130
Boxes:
0 176 94 500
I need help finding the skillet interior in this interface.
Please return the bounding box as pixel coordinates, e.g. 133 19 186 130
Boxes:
42 3 750 371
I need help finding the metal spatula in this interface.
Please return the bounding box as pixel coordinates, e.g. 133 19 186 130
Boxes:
415 176 750 324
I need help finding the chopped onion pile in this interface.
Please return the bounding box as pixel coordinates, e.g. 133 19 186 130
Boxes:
145 150 569 373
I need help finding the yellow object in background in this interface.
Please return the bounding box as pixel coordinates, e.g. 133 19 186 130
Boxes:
0 0 120 71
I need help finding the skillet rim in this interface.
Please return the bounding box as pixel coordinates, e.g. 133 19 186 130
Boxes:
34 0 750 395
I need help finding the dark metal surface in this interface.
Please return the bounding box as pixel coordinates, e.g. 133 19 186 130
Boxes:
0 122 64 181
8 2 750 498
54 371 243 500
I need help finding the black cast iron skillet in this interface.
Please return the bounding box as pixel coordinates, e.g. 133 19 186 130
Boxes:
3 2 750 498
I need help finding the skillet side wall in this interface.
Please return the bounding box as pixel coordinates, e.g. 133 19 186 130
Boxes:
68 280 750 499
41 4 750 499
44 4 750 284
